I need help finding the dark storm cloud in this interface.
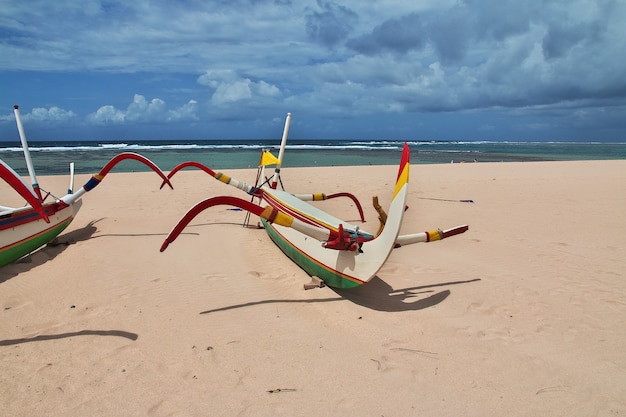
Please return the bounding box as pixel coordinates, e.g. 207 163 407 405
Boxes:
465 0 536 41
424 7 472 63
305 0 358 47
542 15 606 59
347 13 426 55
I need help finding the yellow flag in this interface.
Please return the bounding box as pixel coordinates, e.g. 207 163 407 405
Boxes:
259 151 281 166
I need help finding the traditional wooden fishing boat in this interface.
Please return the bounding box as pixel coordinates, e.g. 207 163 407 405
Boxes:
0 105 172 268
160 113 468 289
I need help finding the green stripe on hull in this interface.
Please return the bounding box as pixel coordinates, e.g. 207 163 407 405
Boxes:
261 219 362 289
0 218 74 268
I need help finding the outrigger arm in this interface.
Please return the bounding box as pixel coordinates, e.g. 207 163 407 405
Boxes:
161 162 366 222
291 193 365 222
160 195 356 253
160 161 258 195
396 225 469 246
61 152 173 206
372 195 468 246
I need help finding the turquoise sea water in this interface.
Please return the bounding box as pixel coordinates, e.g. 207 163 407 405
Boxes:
1 139 625 176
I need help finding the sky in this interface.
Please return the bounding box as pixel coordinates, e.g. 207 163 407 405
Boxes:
1 0 625 142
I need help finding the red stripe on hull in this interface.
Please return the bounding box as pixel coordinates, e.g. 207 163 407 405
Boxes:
0 202 66 231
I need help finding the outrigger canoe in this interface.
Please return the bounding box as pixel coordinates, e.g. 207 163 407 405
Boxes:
0 105 172 268
160 113 468 288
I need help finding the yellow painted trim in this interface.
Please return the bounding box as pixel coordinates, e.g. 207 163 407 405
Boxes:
393 163 409 198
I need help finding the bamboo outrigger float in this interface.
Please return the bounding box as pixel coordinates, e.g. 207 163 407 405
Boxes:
161 113 468 289
0 105 173 268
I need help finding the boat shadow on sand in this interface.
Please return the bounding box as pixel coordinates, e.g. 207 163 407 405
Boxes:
200 277 481 314
0 218 168 284
0 330 138 346
333 277 481 312
0 219 100 284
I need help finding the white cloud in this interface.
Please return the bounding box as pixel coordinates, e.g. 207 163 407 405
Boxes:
168 100 199 122
86 105 125 125
86 95 198 125
198 70 281 106
126 94 166 122
197 70 239 87
212 81 252 106
0 106 76 123
254 81 280 98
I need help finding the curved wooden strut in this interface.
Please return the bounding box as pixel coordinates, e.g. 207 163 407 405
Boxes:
161 160 365 222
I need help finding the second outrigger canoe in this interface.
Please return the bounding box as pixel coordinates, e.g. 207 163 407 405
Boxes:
160 113 468 289
0 105 172 268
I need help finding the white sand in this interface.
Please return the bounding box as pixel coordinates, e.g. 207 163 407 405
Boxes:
1 160 625 416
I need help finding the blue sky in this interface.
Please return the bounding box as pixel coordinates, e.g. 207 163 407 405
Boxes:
1 0 625 142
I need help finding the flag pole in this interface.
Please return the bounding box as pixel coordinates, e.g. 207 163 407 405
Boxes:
271 112 291 189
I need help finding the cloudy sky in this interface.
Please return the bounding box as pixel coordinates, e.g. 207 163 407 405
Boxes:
1 0 625 142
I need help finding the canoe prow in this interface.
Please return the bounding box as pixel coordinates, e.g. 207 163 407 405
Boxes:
261 143 411 288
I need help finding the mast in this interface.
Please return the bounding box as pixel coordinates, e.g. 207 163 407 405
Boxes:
271 112 291 189
13 105 42 201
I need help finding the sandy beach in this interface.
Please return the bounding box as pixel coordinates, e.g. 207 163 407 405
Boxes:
1 160 625 416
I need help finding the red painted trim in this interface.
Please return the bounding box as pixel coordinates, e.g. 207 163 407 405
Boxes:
91 152 172 189
442 225 469 238
325 192 365 222
261 191 328 229
160 161 216 189
0 202 63 231
0 160 49 222
397 143 410 181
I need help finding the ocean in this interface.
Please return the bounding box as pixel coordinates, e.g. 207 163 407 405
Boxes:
1 139 626 176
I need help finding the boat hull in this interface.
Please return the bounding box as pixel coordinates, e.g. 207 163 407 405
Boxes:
260 182 407 289
0 201 81 267
262 218 364 288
